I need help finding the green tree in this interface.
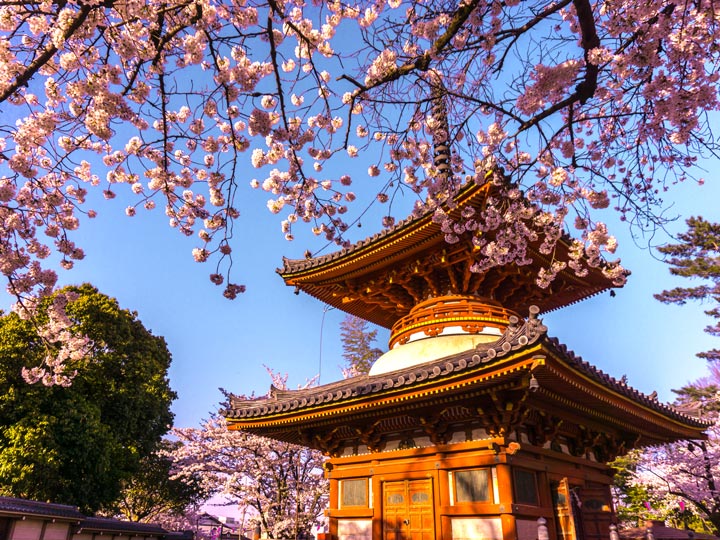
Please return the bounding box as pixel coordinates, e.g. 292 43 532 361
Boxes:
611 452 657 528
107 440 207 522
655 217 720 362
339 315 383 376
0 284 176 513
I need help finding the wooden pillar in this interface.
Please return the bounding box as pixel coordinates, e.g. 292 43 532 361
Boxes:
496 462 517 540
328 477 339 540
501 514 517 540
372 475 383 540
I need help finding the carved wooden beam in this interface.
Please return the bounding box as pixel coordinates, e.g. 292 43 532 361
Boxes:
383 286 414 310
422 272 441 297
419 410 451 445
306 428 343 457
396 275 425 304
355 421 386 453
477 390 532 437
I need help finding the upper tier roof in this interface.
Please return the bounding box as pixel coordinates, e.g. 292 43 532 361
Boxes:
279 179 626 329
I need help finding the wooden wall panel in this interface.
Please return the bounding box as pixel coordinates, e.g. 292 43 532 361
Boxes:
10 520 43 540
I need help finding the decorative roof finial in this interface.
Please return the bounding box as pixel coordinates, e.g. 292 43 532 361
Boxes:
430 79 451 185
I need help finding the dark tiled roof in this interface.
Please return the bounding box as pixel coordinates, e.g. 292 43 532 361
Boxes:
279 212 420 275
0 496 84 520
77 517 166 535
278 180 628 328
226 309 704 431
0 496 168 537
227 309 545 418
278 181 486 275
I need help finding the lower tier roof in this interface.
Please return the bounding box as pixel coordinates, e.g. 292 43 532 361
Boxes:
225 309 707 457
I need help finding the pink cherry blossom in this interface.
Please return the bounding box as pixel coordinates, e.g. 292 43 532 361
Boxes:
1 0 719 382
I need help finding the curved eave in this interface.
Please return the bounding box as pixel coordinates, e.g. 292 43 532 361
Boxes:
278 181 624 328
226 324 707 444
279 182 491 281
535 346 708 442
226 353 541 430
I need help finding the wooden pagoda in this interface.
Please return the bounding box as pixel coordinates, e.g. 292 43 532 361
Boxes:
225 180 707 540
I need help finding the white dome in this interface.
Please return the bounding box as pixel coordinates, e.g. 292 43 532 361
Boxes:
369 330 502 376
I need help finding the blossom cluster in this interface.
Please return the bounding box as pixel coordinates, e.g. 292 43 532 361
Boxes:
0 0 718 380
18 291 93 386
170 412 328 539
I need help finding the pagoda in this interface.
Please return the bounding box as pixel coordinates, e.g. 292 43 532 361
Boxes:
225 96 707 540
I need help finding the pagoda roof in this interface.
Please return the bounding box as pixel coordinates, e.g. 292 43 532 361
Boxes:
279 180 626 329
225 311 707 453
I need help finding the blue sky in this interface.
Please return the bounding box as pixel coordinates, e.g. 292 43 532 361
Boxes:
1 163 714 429
1 5 718 429
8 166 720 427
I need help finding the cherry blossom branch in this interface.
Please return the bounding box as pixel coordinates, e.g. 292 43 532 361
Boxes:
493 0 574 70
0 4 93 103
342 0 481 94
516 0 599 134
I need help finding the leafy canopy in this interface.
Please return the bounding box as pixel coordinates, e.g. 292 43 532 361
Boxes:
0 284 176 513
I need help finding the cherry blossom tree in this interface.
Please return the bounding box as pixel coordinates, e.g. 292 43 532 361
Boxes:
170 415 328 539
2 0 719 378
623 423 720 533
617 368 720 533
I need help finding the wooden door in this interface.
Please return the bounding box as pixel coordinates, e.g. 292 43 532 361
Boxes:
577 485 613 540
551 479 578 540
383 479 435 540
551 480 611 540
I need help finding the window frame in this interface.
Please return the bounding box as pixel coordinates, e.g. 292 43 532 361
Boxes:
339 478 371 508
512 468 539 506
449 467 498 505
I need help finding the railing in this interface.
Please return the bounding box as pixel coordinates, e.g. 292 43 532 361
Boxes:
389 295 519 348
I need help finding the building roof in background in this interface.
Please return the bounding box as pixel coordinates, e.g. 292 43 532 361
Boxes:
77 517 167 535
0 496 84 521
0 496 172 537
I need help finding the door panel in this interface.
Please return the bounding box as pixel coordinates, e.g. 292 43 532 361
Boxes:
551 479 612 540
551 479 577 540
383 479 435 540
577 486 613 540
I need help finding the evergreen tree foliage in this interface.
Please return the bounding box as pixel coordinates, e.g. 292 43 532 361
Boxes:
673 364 720 420
339 315 383 376
0 284 176 513
655 217 720 362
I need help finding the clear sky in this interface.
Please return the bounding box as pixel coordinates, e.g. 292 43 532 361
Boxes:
2 158 719 429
